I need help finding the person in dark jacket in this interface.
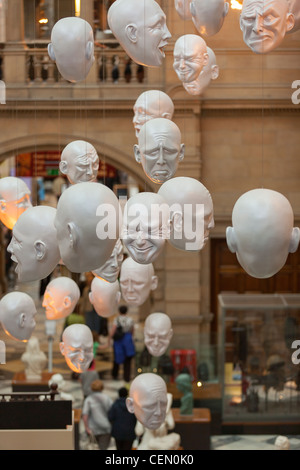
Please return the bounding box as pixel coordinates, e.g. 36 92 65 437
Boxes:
108 387 137 450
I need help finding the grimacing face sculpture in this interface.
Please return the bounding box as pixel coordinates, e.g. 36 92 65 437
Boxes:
144 312 173 357
7 206 60 283
42 277 80 321
48 17 95 83
173 34 209 84
126 373 168 430
134 118 185 184
226 188 300 279
122 192 170 264
89 277 121 318
0 176 32 230
0 292 37 342
133 90 174 138
119 257 158 306
183 47 219 96
107 0 171 67
60 324 94 373
92 239 124 283
240 0 295 54
59 140 99 185
190 0 229 37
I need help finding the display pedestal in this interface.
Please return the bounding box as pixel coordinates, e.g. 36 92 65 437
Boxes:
172 408 211 450
12 371 53 392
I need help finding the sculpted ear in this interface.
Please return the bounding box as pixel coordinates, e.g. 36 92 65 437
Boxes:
226 226 238 253
59 160 68 175
286 13 295 32
172 211 183 232
34 240 46 261
162 112 172 120
289 227 300 253
0 199 6 212
67 222 77 249
134 144 142 164
126 397 135 413
59 342 65 356
86 41 94 60
151 275 158 291
48 43 56 61
19 313 26 328
63 296 72 309
203 52 209 67
211 64 219 80
224 2 229 17
125 24 138 43
179 143 185 162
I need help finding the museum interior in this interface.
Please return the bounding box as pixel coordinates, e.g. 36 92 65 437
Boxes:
0 0 299 452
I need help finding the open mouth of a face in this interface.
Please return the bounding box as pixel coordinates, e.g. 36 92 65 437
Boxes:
158 42 168 58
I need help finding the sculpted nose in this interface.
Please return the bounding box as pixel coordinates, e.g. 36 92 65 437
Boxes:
163 25 171 41
253 14 263 33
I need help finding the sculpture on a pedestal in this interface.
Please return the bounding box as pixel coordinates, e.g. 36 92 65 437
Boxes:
21 336 47 380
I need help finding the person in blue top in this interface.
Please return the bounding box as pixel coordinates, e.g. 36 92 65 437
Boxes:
108 387 137 450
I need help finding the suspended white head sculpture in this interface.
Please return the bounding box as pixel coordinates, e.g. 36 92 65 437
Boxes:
89 277 121 318
7 206 60 283
42 276 80 321
144 312 173 357
240 0 295 54
158 177 214 252
107 0 171 67
60 324 94 373
122 192 170 264
119 257 158 306
133 90 174 138
0 176 32 230
226 188 300 278
173 34 209 84
0 291 37 342
183 47 219 96
54 182 121 273
59 140 99 185
48 17 95 83
92 239 123 283
174 0 193 20
190 0 229 37
134 118 185 184
126 373 168 430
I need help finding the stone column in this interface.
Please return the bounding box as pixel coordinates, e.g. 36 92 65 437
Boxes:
0 0 6 43
4 0 27 84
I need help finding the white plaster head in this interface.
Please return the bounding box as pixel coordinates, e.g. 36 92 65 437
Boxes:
183 47 219 96
126 373 168 430
54 182 121 273
287 0 300 33
107 0 171 67
226 188 300 279
0 176 32 230
190 0 229 37
133 90 174 138
134 118 185 184
89 277 121 318
92 239 124 283
48 17 95 83
175 0 193 20
144 312 173 357
240 0 295 54
158 177 214 252
120 257 158 306
59 140 99 185
173 34 209 84
42 276 80 321
59 324 94 373
7 206 60 283
122 192 170 264
274 435 290 450
0 292 37 342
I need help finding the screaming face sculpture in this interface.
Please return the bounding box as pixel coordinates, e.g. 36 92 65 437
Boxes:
226 188 300 278
190 0 229 37
0 176 32 230
0 291 37 342
240 0 295 54
133 90 174 138
173 34 209 84
60 324 94 373
119 257 158 306
134 118 185 184
107 0 171 67
144 312 173 357
42 276 80 321
59 141 99 185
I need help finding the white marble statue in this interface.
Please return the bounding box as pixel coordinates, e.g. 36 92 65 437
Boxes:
173 34 209 84
42 276 80 321
144 313 173 357
133 90 174 138
48 17 95 83
158 176 214 252
0 176 32 230
119 257 158 307
54 181 121 273
92 239 124 283
226 188 300 279
134 118 185 184
126 373 168 430
7 206 60 283
59 140 99 185
48 373 74 401
0 291 37 342
240 0 295 54
21 336 47 380
89 277 121 318
274 435 290 450
60 324 94 374
174 0 193 20
190 0 229 37
183 47 219 96
107 0 171 67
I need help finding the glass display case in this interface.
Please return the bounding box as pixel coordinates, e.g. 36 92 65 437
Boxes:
218 293 300 423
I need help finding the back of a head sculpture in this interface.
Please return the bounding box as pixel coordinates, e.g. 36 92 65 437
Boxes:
190 0 229 37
